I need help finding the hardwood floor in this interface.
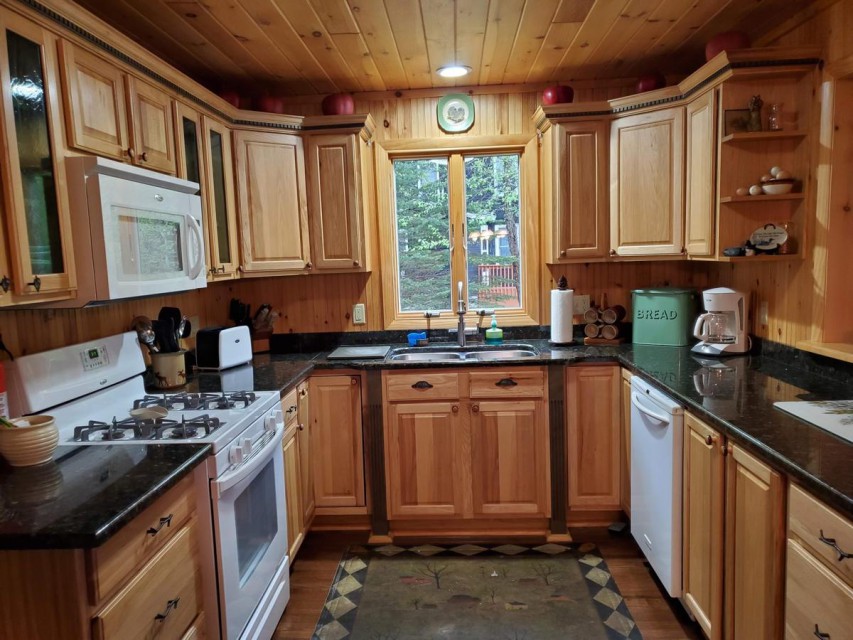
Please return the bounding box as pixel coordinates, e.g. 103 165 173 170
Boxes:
274 529 702 639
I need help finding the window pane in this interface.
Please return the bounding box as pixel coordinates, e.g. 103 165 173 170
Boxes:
209 130 231 263
465 154 521 309
393 158 451 312
181 116 201 184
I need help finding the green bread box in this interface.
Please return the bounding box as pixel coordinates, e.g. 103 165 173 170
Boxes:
631 287 699 346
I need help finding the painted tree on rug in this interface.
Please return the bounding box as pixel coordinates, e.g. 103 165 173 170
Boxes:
413 562 451 589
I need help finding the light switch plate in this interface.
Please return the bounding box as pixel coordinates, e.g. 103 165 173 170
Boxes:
353 303 366 325
759 300 769 326
573 295 590 315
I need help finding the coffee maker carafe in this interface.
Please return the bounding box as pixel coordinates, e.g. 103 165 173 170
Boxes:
692 287 750 355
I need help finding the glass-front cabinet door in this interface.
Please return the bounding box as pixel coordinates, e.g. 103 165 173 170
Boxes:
202 116 239 279
0 10 75 300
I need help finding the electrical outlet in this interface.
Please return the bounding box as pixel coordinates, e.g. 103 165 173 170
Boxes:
353 303 366 325
573 294 590 315
759 300 769 326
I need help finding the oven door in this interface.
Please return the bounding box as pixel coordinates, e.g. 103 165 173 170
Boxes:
211 423 287 640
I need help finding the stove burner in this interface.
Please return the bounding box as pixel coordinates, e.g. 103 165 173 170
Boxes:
72 414 222 441
133 391 257 411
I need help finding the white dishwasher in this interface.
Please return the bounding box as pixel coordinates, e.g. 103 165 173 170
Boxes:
630 375 684 598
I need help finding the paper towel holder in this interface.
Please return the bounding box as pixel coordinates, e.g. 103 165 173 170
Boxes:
549 275 575 346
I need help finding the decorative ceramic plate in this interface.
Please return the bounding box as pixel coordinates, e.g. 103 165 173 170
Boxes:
750 223 788 250
437 94 475 133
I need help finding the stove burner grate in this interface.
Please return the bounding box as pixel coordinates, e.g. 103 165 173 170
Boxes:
133 391 257 411
72 414 222 441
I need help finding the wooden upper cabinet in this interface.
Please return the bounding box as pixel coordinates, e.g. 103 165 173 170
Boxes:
0 12 76 299
610 106 685 256
543 120 609 261
685 89 717 258
470 399 549 517
566 365 621 510
126 76 176 174
234 130 310 274
306 132 365 270
58 40 175 174
201 116 238 278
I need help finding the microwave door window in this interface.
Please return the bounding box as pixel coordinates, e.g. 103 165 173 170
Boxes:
114 206 184 280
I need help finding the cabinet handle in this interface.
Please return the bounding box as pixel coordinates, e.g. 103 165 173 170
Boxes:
720 443 731 456
818 530 852 561
286 405 297 415
27 275 41 292
300 388 307 397
139 151 148 162
609 249 617 256
353 260 360 267
0 275 10 293
154 597 180 622
305 262 313 270
813 625 830 639
705 434 717 446
146 514 173 536
559 250 566 257
495 378 518 387
452 405 459 413
411 380 434 390
298 423 305 431
472 404 479 413
351 377 357 385
127 147 135 159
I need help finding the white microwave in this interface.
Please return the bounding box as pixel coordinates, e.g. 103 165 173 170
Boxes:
50 156 206 307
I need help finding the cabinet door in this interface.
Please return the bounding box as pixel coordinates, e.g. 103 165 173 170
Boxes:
126 76 176 174
619 369 631 515
234 130 311 274
566 365 621 509
0 14 76 298
682 412 724 639
296 382 314 525
282 430 304 560
309 376 365 508
724 443 785 640
470 399 549 517
306 133 364 270
685 89 717 257
202 116 239 279
610 107 684 256
550 121 609 261
57 39 129 160
385 401 467 518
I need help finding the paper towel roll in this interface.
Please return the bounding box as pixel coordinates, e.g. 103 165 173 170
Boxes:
550 288 574 344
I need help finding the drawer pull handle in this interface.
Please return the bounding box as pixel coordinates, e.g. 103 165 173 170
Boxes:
298 423 305 431
286 405 297 415
813 625 830 639
472 404 479 413
818 530 852 561
155 597 180 621
146 514 173 536
495 378 518 387
411 380 434 389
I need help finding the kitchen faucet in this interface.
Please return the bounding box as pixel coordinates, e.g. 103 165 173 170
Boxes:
456 281 467 347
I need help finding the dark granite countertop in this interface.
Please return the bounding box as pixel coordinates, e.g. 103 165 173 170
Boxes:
0 443 210 550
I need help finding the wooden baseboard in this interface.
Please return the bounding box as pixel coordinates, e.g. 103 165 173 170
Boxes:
310 514 371 531
567 509 625 527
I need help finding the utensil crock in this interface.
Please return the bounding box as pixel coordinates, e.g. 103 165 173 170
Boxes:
0 415 59 467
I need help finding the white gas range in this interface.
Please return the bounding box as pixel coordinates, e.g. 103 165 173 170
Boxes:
6 332 290 640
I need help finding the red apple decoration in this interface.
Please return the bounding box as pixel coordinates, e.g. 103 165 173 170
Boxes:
541 85 574 106
321 92 355 115
635 72 667 94
705 30 751 61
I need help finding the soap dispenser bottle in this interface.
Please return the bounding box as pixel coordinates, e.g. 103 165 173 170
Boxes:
485 314 503 345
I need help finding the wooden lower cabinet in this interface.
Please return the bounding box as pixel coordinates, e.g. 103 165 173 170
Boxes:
566 365 621 510
619 368 632 515
682 410 785 640
0 470 203 640
297 381 315 526
309 375 365 510
282 381 313 560
383 367 549 525
283 427 304 559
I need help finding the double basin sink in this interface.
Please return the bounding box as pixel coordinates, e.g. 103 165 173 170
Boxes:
387 344 538 363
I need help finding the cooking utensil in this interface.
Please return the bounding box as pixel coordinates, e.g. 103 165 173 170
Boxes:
130 315 159 354
176 315 187 346
129 406 168 420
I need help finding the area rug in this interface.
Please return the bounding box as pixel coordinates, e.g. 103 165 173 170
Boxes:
312 543 642 640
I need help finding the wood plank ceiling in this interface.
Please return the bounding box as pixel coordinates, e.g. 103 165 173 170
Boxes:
72 0 815 97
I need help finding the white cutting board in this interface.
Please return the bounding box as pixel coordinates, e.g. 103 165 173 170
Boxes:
774 400 853 444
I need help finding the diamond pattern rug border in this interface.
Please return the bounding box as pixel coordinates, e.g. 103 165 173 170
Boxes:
311 543 642 640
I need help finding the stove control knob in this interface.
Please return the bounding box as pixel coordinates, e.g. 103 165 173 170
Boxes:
229 446 245 465
265 416 277 432
274 410 283 423
242 437 253 456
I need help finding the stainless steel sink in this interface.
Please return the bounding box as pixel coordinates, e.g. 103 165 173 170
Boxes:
387 352 465 362
464 349 537 361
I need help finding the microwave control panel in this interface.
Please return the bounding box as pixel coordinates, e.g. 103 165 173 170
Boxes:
80 345 110 371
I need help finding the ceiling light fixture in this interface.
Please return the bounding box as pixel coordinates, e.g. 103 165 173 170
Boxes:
437 65 472 78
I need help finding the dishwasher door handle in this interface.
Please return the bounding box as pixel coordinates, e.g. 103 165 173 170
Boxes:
631 392 672 425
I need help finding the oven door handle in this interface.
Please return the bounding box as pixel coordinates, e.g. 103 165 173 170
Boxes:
213 422 284 496
186 214 205 281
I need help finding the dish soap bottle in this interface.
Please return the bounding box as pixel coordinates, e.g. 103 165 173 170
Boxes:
485 314 503 345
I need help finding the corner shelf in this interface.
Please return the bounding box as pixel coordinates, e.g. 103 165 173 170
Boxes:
720 193 805 203
721 130 807 143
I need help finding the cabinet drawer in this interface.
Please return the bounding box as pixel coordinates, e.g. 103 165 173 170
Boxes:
282 388 299 427
789 484 853 585
385 372 461 402
785 540 853 639
469 369 545 399
90 473 195 604
93 520 200 640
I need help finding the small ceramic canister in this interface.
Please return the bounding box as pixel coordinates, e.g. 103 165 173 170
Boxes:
150 351 188 389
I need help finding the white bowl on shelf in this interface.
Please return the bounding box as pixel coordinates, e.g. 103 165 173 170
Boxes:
762 181 794 195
